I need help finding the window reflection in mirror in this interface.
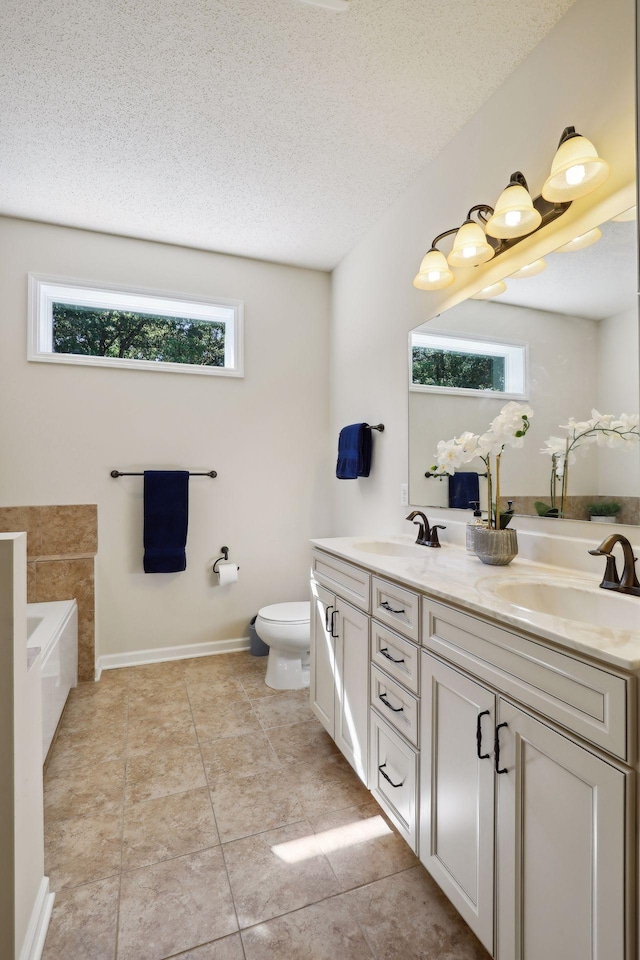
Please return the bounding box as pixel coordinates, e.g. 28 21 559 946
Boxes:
408 214 640 525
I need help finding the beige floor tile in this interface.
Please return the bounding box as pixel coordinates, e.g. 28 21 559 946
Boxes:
173 934 245 959
126 715 199 758
46 722 127 773
127 660 186 682
97 667 131 689
186 676 250 707
223 820 340 928
238 671 279 699
125 744 206 804
127 692 193 723
44 759 125 822
310 802 419 891
267 718 339 765
60 694 128 732
211 769 305 843
122 787 219 870
284 754 370 819
344 866 491 960
241 895 375 960
42 875 119 960
117 848 237 960
183 655 240 680
252 689 314 729
192 700 262 742
200 730 281 784
45 809 123 891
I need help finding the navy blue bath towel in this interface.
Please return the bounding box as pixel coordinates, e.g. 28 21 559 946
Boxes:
143 471 189 573
336 423 372 479
448 471 480 509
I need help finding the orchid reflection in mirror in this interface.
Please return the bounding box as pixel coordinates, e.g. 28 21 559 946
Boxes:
542 411 639 518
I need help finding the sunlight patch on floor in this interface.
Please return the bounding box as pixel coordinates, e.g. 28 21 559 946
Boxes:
271 815 392 863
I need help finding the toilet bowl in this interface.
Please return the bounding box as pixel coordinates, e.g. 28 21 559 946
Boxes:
255 601 311 690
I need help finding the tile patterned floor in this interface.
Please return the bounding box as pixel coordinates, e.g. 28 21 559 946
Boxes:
42 651 490 960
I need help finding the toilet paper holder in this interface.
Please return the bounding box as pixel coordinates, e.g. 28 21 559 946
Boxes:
213 546 239 573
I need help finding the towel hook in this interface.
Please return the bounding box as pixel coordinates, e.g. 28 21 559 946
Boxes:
366 423 385 432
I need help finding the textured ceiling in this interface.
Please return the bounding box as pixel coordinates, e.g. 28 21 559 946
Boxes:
1 0 576 270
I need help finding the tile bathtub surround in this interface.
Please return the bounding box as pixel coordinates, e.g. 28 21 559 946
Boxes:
42 651 491 960
0 503 98 681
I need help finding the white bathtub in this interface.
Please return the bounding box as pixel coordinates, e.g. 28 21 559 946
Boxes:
27 600 78 761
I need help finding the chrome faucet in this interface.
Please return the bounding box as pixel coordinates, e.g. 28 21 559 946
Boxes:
589 533 640 597
406 511 446 548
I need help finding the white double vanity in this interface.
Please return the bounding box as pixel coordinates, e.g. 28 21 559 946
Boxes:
309 536 640 960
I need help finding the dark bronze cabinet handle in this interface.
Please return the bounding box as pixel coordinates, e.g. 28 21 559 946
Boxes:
378 763 403 788
330 608 339 638
495 722 508 774
476 710 490 760
324 605 333 632
380 647 405 664
379 692 404 713
381 600 406 615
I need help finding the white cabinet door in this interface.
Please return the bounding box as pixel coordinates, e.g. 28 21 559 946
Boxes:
334 597 370 785
420 652 496 954
496 700 630 960
310 581 335 736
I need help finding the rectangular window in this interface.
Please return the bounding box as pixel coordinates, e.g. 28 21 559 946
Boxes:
28 276 244 377
410 330 527 399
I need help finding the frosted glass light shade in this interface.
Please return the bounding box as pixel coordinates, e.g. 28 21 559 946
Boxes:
471 281 507 300
447 220 495 268
612 206 637 222
413 249 454 290
556 226 602 253
510 258 546 279
542 133 609 202
485 183 542 239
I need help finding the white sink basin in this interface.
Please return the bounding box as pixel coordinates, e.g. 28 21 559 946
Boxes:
490 578 640 633
352 539 429 558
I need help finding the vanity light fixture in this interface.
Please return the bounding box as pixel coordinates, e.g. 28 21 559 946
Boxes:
612 205 637 222
555 226 602 253
413 248 455 290
447 218 495 268
471 280 507 300
510 258 546 279
485 172 542 239
542 127 610 202
412 125 609 293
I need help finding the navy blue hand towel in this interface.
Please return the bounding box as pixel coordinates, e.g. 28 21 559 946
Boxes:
448 471 480 509
336 423 372 479
143 471 189 573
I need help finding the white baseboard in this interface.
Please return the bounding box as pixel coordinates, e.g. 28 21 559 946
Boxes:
19 876 55 960
96 636 251 678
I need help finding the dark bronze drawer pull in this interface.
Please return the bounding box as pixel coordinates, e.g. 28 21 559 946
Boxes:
476 710 490 760
379 692 404 713
324 605 333 632
495 722 508 774
330 609 339 639
380 600 406 615
380 647 405 664
378 762 403 788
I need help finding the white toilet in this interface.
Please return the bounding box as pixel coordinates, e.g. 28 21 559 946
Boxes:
255 601 311 690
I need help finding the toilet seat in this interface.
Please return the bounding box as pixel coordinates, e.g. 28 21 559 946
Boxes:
258 601 310 624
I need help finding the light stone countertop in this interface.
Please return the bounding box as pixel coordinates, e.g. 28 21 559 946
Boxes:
310 536 640 672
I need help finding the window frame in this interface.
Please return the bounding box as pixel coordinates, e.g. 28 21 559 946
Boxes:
409 328 529 400
28 274 244 378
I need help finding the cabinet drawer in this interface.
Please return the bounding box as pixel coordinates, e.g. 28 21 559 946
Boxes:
422 598 631 761
371 620 420 695
371 663 419 747
372 576 419 642
370 709 418 852
311 550 370 612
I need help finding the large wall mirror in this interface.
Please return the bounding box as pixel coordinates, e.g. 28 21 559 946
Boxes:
408 197 640 525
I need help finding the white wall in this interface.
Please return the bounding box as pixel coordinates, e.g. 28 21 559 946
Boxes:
330 0 637 539
0 218 332 661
